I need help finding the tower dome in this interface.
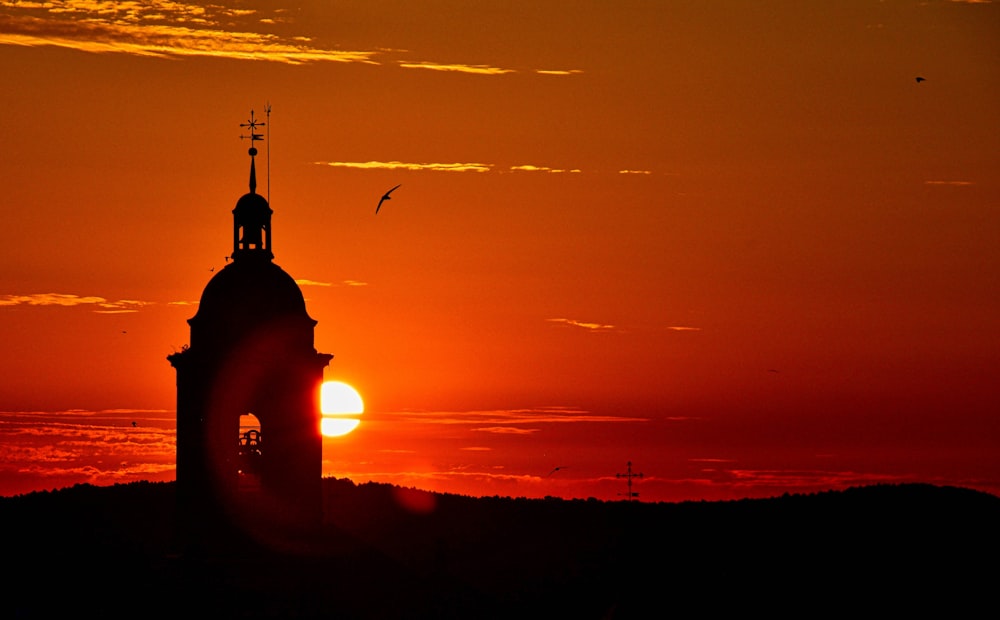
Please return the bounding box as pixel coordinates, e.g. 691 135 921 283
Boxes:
189 258 316 353
185 113 314 354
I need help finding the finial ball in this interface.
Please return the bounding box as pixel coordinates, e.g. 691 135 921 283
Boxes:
248 147 258 157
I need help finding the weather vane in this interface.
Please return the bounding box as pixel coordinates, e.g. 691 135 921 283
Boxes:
239 107 269 197
239 109 265 157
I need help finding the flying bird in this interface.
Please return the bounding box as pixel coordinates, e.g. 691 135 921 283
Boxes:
547 466 567 477
915 76 926 83
376 184 401 214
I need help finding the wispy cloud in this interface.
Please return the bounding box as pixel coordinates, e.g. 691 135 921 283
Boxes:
379 407 648 426
295 279 332 287
95 299 153 314
667 326 701 332
315 160 493 172
535 69 583 76
472 426 539 435
0 1 378 65
332 468 542 490
0 1 580 75
510 165 581 174
0 408 172 421
924 180 974 186
710 468 912 492
316 161 673 176
0 408 176 496
0 293 106 307
397 61 514 75
321 408 650 495
547 318 616 332
0 293 153 313
342 280 368 287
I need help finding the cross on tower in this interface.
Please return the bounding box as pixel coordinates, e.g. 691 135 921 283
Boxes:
616 460 643 502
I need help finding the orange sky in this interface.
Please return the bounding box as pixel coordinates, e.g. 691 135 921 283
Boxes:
1 1 998 503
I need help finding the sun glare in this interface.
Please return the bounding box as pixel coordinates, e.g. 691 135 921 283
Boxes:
321 381 364 437
321 417 361 437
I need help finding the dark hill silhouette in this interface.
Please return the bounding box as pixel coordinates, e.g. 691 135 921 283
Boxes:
4 480 998 618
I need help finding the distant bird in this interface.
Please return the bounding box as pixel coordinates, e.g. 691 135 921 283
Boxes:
915 76 926 83
547 466 567 477
131 421 137 427
376 184 401 214
209 267 215 272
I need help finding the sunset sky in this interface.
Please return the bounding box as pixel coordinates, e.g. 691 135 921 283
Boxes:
1 1 997 504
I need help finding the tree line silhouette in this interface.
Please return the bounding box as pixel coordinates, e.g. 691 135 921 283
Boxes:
4 479 997 618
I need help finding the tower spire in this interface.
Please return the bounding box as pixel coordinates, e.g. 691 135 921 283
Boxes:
233 109 273 260
240 110 265 194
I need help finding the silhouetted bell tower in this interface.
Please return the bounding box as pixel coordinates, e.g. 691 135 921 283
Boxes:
168 111 333 550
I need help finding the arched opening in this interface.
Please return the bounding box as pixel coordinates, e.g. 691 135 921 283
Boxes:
238 413 263 488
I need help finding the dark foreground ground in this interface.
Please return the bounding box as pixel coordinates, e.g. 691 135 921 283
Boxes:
4 480 998 618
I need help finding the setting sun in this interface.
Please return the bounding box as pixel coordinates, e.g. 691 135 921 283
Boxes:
320 381 364 437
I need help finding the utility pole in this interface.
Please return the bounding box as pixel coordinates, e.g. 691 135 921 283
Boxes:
616 460 643 502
